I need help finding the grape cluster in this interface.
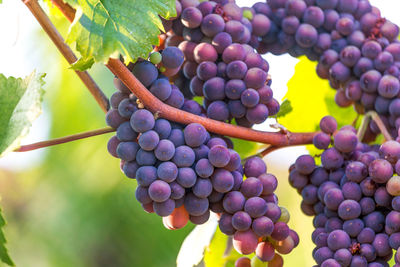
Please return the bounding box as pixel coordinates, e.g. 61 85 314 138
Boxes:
289 116 400 266
107 57 251 225
216 156 299 264
162 0 281 127
244 0 400 139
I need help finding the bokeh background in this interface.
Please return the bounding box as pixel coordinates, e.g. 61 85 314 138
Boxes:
0 0 399 266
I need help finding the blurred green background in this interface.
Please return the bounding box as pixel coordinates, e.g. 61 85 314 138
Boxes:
0 4 316 267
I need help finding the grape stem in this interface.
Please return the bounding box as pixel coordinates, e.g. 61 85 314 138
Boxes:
357 111 393 142
14 127 115 152
25 0 318 147
368 111 394 141
23 0 109 113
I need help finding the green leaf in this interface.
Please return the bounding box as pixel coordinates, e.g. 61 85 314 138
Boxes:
280 57 357 132
0 71 45 157
276 99 293 119
203 229 246 267
66 0 176 65
0 208 14 266
69 57 95 71
203 228 229 267
279 57 356 156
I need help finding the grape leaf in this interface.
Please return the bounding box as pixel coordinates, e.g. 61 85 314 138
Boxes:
276 99 292 119
0 71 45 157
70 57 95 71
0 208 14 266
279 57 356 155
65 0 176 69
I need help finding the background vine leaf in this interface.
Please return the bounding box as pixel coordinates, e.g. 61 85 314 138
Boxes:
65 0 176 68
0 71 45 157
279 57 357 157
0 208 13 266
276 99 292 119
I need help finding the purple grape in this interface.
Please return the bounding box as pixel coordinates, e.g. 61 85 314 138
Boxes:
338 200 361 220
194 43 218 63
132 61 158 87
195 158 214 178
357 227 375 244
207 101 229 121
252 216 274 237
265 203 282 222
271 222 290 241
342 182 362 201
130 109 155 133
201 14 225 37
173 146 195 167
170 181 185 200
154 140 175 161
183 123 208 148
219 213 235 235
184 193 209 216
246 104 269 124
327 230 351 251
321 148 344 170
303 6 325 28
165 89 185 108
211 169 234 193
116 122 137 142
244 197 267 218
295 155 316 175
302 185 318 205
153 199 175 217
157 161 178 183
320 116 337 134
314 247 334 265
203 77 225 101
122 161 139 178
177 167 197 188
232 211 252 231
369 159 393 184
148 180 171 202
360 197 375 215
364 211 385 233
154 119 172 139
252 14 271 36
193 178 213 198
295 24 318 48
377 75 400 98
244 156 266 177
223 191 246 214
190 210 210 225
313 132 332 150
372 233 391 257
181 7 203 28
196 61 217 81
323 188 343 210
334 248 352 266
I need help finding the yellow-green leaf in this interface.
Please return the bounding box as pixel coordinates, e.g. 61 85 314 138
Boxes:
0 71 45 157
70 57 95 71
279 57 357 155
66 0 176 65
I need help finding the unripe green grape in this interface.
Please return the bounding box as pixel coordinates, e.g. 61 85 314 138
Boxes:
278 207 290 223
149 52 162 65
243 10 253 20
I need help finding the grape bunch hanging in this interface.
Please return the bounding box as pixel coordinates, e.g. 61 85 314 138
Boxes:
104 0 400 266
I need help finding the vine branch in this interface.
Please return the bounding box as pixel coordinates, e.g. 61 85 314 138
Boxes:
25 0 318 147
15 127 115 152
23 0 109 113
